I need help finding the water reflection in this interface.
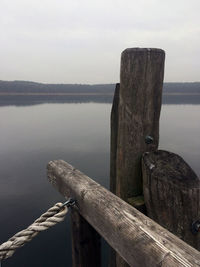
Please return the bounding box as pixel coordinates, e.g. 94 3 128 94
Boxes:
160 105 200 174
0 103 111 267
0 93 200 106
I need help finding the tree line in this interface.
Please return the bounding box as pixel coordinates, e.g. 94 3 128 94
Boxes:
0 80 200 94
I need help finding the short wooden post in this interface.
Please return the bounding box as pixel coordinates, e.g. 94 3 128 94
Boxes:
71 209 101 267
142 150 200 250
110 48 165 266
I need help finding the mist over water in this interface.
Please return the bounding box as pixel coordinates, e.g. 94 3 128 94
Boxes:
0 102 199 267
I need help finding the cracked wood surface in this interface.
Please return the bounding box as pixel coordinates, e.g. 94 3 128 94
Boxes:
110 48 165 267
142 150 200 250
116 48 165 201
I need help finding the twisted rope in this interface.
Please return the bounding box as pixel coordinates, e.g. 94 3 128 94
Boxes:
0 202 68 260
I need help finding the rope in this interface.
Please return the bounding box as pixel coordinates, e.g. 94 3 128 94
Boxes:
0 202 68 260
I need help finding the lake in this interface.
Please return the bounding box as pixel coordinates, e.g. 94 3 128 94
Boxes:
0 101 200 267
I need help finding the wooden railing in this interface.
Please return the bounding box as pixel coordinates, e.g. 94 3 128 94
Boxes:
47 160 200 267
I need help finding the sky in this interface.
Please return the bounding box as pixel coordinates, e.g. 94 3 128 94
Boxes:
1 0 200 84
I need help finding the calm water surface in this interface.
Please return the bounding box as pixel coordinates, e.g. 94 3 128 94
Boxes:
0 103 199 267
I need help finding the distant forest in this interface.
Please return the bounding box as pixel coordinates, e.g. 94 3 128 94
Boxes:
0 80 200 94
0 80 200 106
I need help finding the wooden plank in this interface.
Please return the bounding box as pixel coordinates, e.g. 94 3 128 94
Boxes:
110 83 120 195
47 160 200 267
142 150 200 250
110 83 120 267
71 209 101 267
116 48 165 201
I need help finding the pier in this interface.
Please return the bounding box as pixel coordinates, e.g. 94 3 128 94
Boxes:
47 48 200 266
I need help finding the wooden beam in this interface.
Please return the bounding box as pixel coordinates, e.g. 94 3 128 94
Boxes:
142 150 200 250
47 160 200 267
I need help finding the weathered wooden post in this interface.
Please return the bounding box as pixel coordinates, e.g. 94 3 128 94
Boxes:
142 150 200 250
110 48 165 266
70 210 101 267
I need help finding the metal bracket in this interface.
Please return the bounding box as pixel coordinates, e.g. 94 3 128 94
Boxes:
60 198 76 209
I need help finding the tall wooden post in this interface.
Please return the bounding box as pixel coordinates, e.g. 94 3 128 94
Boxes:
110 48 165 266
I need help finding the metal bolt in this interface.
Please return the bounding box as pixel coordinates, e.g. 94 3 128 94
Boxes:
145 135 154 144
191 220 200 234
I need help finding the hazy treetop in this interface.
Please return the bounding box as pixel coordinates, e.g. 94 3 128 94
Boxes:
0 0 199 83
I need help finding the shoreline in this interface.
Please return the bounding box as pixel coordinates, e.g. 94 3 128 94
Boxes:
0 92 200 96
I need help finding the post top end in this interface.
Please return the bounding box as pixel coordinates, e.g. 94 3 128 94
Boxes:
122 47 165 55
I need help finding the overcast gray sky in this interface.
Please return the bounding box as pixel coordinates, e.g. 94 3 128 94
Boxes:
1 0 200 83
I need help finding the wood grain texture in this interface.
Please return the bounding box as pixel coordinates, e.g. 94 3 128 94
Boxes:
116 48 165 200
112 48 165 266
71 209 101 267
142 150 200 250
47 160 200 267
